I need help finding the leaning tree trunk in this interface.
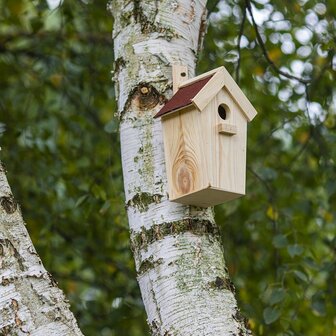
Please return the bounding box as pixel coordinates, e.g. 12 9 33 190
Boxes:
110 1 251 335
0 162 83 336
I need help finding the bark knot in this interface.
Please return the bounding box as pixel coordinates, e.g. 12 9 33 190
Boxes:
130 84 165 112
0 196 17 214
209 276 236 293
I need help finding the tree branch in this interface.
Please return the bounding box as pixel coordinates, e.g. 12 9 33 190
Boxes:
235 3 247 83
245 0 310 84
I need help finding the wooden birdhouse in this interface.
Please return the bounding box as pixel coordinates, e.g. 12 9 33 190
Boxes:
154 65 257 207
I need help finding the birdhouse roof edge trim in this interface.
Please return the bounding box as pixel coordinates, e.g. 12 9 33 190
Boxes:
191 67 257 122
178 67 223 88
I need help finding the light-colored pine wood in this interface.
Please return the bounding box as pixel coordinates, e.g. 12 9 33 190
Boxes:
221 66 257 121
171 187 243 208
203 87 247 197
172 64 188 94
191 67 225 112
190 66 257 122
162 106 208 201
178 67 223 88
160 65 257 207
161 87 248 207
217 123 237 135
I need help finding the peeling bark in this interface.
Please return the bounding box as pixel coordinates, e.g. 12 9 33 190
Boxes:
0 163 83 336
110 0 252 335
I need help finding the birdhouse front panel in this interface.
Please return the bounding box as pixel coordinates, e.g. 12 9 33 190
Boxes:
155 66 257 207
202 87 247 197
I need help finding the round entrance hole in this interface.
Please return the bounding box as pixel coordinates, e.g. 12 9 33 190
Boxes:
218 104 229 120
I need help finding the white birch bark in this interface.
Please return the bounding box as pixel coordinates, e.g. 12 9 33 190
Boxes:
0 162 83 336
110 1 252 335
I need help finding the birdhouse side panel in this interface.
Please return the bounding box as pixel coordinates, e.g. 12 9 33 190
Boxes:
162 107 209 201
202 87 247 195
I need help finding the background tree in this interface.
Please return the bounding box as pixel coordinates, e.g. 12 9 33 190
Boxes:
0 165 83 334
0 0 335 335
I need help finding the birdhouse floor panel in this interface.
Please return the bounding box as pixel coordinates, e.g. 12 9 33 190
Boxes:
170 187 244 208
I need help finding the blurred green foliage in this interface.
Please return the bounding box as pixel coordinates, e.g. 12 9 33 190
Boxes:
203 0 336 335
0 0 146 334
0 0 335 335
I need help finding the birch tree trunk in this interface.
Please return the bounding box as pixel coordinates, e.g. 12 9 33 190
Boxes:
0 162 83 336
110 1 252 335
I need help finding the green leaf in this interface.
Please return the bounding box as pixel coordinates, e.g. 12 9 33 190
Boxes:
293 270 309 283
287 244 304 257
263 307 280 324
311 293 326 316
273 234 288 248
104 119 119 134
224 50 239 63
75 195 88 208
258 167 278 181
92 184 107 200
99 200 111 215
269 288 286 305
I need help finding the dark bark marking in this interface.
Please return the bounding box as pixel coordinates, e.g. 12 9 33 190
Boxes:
0 196 17 214
121 83 167 120
0 325 14 335
137 257 163 276
209 276 236 293
126 192 163 212
0 161 6 172
114 57 126 75
149 319 176 336
131 219 219 251
0 239 25 271
131 84 164 111
47 271 59 287
233 306 252 336
132 0 179 38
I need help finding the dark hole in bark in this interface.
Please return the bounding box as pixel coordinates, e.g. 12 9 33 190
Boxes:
218 104 228 120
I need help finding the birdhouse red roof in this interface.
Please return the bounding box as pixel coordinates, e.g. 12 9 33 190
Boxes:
154 75 213 118
154 66 258 122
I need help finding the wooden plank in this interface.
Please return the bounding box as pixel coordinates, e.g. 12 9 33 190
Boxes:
172 64 188 94
162 106 208 201
202 88 247 196
221 66 258 122
191 66 258 122
191 67 226 112
214 88 246 194
170 187 243 207
217 123 237 135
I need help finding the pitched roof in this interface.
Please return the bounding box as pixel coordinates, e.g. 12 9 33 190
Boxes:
155 66 258 121
154 75 212 118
